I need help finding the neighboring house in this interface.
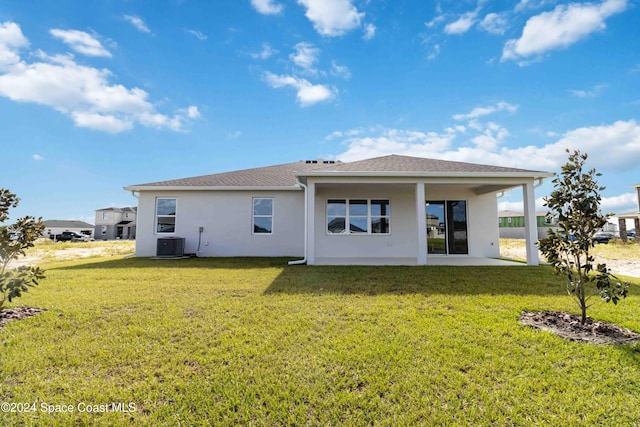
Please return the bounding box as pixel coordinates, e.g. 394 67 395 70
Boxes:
498 210 558 239
616 184 640 242
94 207 137 240
124 155 552 266
43 220 94 239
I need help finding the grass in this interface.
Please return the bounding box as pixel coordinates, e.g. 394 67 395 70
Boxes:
1 256 640 426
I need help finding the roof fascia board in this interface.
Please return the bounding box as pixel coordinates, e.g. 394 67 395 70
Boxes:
305 176 548 186
123 185 302 192
298 171 554 179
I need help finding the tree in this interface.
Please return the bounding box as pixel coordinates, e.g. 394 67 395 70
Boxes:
538 150 628 325
0 189 45 310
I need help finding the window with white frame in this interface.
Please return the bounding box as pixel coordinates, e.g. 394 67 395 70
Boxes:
101 225 107 235
327 199 390 234
102 212 108 220
253 198 273 234
156 198 176 233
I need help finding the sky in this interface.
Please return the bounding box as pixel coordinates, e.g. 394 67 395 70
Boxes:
1 0 639 225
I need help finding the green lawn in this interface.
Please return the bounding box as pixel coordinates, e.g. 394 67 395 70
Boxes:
1 257 639 426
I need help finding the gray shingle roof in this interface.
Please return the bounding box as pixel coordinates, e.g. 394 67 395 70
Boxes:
300 154 544 174
132 161 340 188
126 155 551 189
43 220 94 228
96 207 137 212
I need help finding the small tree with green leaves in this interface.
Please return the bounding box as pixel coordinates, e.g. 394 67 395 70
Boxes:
538 150 628 325
0 189 45 310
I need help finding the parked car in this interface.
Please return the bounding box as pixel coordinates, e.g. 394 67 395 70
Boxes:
592 231 615 244
50 231 93 242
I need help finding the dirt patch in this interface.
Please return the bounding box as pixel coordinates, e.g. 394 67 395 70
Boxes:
520 310 640 344
0 307 46 330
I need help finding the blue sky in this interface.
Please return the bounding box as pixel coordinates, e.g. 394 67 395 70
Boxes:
1 0 639 224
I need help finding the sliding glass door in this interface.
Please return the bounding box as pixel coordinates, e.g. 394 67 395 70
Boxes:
426 201 468 255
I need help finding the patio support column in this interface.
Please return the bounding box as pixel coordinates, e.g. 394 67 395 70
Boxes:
522 181 539 266
416 182 427 265
306 181 316 265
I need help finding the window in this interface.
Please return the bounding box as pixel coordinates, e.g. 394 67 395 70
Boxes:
327 199 390 235
102 212 108 220
101 225 107 235
508 217 512 224
253 198 273 234
156 198 176 233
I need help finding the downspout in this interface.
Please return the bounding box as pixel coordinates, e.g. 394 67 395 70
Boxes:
288 179 308 265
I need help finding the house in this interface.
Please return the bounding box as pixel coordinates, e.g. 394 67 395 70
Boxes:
498 210 558 239
616 184 640 242
42 220 95 239
94 207 137 240
124 155 553 266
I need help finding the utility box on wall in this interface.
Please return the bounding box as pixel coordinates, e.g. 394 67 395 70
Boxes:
156 237 185 257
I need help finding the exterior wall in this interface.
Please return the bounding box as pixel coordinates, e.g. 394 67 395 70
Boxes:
313 184 418 263
135 190 304 257
424 187 500 259
311 183 502 264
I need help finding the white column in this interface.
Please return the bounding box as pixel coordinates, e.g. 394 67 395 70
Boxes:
416 182 427 265
522 181 539 266
306 181 316 265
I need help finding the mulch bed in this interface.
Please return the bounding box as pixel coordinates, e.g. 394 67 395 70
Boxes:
520 310 640 344
0 307 46 330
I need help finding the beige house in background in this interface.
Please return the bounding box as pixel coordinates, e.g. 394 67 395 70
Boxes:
94 207 137 240
124 155 552 266
616 184 640 242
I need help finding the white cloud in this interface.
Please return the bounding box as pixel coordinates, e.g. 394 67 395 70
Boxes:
185 29 207 40
568 84 607 98
49 29 111 57
427 43 440 61
498 197 547 212
332 119 640 172
250 42 277 59
297 0 364 36
123 15 151 34
502 0 628 63
602 193 638 214
0 22 198 133
453 101 518 121
363 23 376 40
515 0 556 13
32 153 44 161
444 11 478 35
425 14 446 28
0 22 29 70
251 0 283 15
290 42 320 75
330 61 351 79
479 12 509 35
263 72 336 106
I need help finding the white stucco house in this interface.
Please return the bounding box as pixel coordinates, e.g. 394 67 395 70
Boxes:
124 155 553 266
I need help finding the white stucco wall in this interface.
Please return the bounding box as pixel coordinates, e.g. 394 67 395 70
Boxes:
313 184 418 263
135 190 305 257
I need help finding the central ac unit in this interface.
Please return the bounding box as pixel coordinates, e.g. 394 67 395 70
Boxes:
156 237 185 257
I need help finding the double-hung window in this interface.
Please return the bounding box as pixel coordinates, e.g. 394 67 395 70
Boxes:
327 199 390 234
253 198 273 234
156 198 176 233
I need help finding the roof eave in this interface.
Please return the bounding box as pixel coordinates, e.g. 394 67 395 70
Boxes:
123 185 303 192
295 171 554 179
